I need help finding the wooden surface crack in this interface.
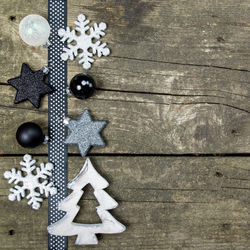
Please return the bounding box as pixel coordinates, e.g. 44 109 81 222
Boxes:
111 55 250 73
170 102 250 114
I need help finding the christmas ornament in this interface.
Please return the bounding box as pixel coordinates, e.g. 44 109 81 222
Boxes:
8 63 53 108
64 110 106 156
3 154 57 210
58 14 110 70
47 158 125 245
19 14 51 47
70 74 95 99
16 122 47 148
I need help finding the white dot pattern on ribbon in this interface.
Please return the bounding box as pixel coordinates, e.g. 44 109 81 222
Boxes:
48 0 68 249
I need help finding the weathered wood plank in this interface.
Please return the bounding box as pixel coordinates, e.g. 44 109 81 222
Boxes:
1 0 250 156
0 85 250 154
69 0 250 70
68 57 250 101
0 0 250 99
0 0 48 82
0 1 250 250
0 156 249 249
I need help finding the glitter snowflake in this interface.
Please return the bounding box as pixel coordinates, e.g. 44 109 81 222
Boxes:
58 14 110 70
3 154 57 210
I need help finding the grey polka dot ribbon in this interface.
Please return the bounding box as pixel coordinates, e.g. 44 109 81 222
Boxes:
48 0 68 249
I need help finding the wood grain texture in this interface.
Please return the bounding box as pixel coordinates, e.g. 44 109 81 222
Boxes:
1 0 250 97
0 0 250 154
0 0 250 249
69 0 250 69
0 85 250 154
0 157 249 249
0 0 48 82
1 0 250 79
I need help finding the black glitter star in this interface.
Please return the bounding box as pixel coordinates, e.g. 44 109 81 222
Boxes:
8 63 53 108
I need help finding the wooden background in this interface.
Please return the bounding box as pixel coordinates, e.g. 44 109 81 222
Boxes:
0 0 249 249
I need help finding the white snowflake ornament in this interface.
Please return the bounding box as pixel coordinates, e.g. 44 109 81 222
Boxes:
3 154 57 210
58 14 110 70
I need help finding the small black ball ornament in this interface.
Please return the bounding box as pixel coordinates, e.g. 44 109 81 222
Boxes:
16 122 45 148
70 74 95 100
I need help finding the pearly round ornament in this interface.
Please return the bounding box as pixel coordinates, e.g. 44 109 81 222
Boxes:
19 14 50 46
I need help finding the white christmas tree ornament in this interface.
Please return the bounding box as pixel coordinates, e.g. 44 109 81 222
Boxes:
3 154 57 210
58 14 110 70
47 158 126 245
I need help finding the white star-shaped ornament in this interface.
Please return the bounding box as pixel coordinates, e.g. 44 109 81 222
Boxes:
65 110 106 156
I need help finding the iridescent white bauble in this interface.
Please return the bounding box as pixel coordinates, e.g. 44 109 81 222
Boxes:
19 14 50 46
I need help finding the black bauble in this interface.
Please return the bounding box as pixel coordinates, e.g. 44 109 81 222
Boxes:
70 74 95 99
16 122 45 148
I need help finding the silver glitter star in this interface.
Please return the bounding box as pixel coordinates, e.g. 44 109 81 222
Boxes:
65 110 107 156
